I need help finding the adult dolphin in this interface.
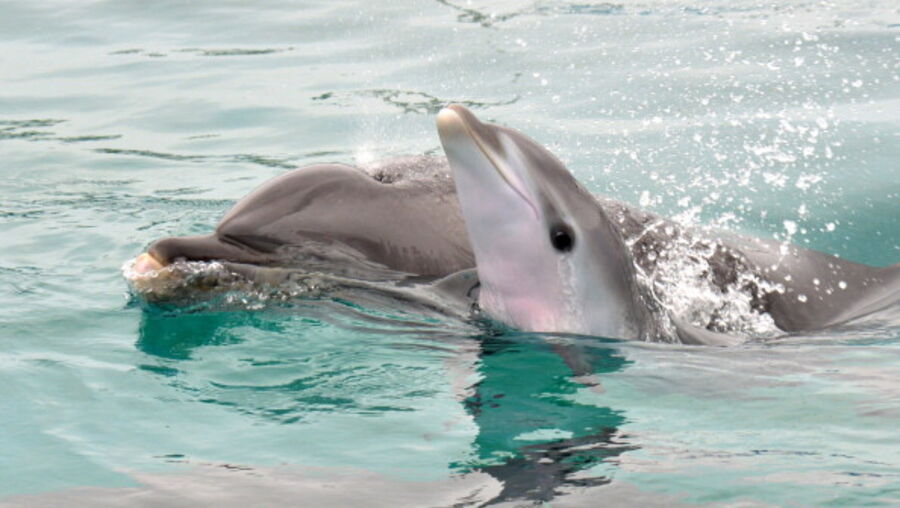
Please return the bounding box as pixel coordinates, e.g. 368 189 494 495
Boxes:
133 157 473 279
436 105 899 342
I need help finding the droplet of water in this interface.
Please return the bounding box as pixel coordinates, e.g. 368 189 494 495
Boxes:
639 190 651 207
797 294 808 303
783 220 797 235
838 281 847 290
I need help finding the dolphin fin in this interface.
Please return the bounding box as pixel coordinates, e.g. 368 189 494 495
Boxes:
431 269 480 301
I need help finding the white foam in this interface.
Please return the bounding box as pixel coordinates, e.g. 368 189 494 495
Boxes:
633 232 782 339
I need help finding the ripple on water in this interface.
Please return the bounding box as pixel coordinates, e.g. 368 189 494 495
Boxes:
313 88 519 115
108 47 295 58
93 148 299 169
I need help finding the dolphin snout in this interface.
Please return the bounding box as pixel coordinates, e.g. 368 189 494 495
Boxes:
126 234 255 298
437 106 467 138
437 104 504 155
133 252 165 274
130 235 226 276
145 234 271 268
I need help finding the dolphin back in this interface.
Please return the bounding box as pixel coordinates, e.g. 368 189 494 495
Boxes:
747 242 900 331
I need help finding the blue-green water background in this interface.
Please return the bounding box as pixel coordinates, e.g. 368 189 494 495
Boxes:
1 1 898 505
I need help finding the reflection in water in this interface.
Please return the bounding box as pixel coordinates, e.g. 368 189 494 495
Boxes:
460 333 632 504
134 299 467 424
137 310 257 361
135 302 633 506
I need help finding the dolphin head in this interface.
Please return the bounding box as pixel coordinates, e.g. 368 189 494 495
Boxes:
125 188 295 300
437 105 648 339
137 167 341 274
126 161 475 300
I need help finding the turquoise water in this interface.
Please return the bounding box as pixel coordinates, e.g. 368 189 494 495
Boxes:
2 1 898 506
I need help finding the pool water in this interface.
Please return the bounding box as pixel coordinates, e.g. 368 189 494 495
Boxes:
1 1 898 506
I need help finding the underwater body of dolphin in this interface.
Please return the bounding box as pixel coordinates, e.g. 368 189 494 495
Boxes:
129 106 899 344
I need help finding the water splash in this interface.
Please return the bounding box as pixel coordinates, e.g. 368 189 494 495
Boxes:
122 258 301 310
629 222 782 339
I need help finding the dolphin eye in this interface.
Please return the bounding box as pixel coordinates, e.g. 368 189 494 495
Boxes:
549 224 575 252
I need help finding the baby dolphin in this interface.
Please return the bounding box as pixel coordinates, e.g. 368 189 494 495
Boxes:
437 105 654 340
436 104 899 343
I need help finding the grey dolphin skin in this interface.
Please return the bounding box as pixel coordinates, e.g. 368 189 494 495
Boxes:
136 157 473 278
436 104 898 342
129 105 898 343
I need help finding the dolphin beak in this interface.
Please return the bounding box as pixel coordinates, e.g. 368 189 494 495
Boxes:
436 106 469 140
133 252 165 274
437 105 539 219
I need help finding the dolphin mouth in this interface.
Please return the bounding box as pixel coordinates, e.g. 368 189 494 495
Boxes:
144 234 269 267
126 234 270 298
133 251 166 274
125 237 254 300
437 105 539 219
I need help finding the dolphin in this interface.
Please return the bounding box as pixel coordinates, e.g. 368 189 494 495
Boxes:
436 106 655 340
130 156 474 296
127 106 898 343
435 104 899 343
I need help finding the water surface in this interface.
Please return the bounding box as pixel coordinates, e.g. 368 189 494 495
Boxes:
1 1 898 506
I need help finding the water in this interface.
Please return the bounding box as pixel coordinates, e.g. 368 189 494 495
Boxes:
2 0 898 505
